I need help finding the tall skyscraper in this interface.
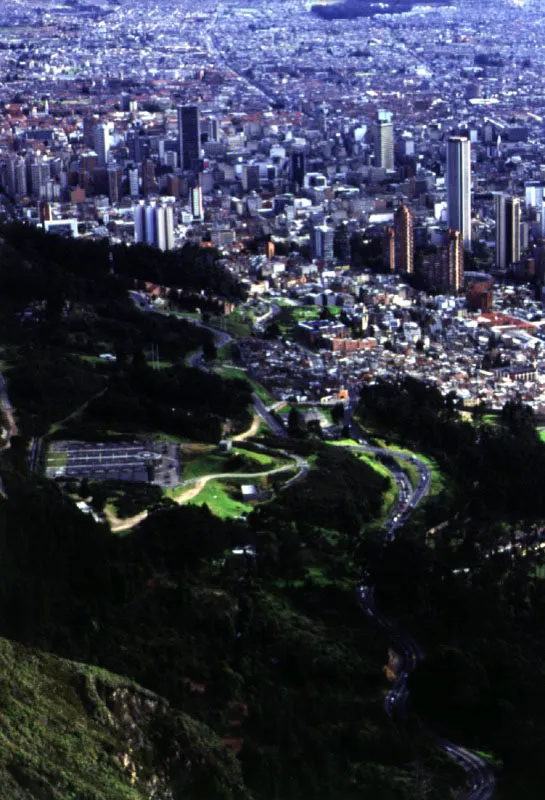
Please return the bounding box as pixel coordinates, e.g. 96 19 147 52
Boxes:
495 194 521 271
422 229 464 293
290 151 306 188
177 105 201 172
6 155 27 198
312 225 335 262
134 200 175 251
107 164 123 204
141 159 157 197
190 183 204 221
242 164 260 192
93 122 110 168
447 136 472 251
393 202 414 273
375 110 394 172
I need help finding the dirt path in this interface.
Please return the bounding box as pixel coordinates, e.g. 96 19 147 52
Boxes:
232 415 261 441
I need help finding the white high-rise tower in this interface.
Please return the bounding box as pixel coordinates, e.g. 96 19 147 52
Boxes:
447 136 472 251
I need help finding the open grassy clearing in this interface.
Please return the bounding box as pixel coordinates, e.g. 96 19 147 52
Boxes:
184 479 253 519
181 445 287 482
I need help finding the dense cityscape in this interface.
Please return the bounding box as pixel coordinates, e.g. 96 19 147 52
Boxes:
0 1 544 799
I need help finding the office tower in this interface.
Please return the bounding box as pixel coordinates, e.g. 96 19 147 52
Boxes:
155 201 175 251
165 150 178 170
207 117 219 142
495 194 521 270
190 183 204 221
383 226 395 271
29 157 51 199
422 229 464 293
134 200 146 244
144 202 156 246
290 151 306 188
93 122 110 167
312 225 335 262
447 136 472 250
107 164 123 204
167 174 181 197
141 159 157 196
242 164 260 192
133 200 174 250
6 155 27 198
375 110 394 172
120 92 131 112
525 181 543 209
336 222 351 264
83 114 97 148
128 167 139 197
127 130 150 164
393 202 414 273
177 105 201 172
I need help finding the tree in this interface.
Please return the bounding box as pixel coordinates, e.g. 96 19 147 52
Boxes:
331 403 345 426
202 340 217 362
287 407 305 437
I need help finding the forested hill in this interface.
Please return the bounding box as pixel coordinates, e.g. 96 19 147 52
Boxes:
0 225 445 798
311 0 449 21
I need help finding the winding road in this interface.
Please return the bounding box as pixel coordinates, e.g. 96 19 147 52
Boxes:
130 289 496 796
355 447 496 800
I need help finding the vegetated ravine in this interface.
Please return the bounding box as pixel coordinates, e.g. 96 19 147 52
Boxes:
358 446 496 800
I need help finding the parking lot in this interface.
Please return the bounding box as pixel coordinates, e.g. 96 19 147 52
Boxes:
46 440 180 487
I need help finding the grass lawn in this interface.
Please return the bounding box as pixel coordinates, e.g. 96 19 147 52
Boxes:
181 445 287 482
186 479 253 519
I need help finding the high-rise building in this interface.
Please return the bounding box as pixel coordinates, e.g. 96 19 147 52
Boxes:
383 226 395 271
422 229 464 293
290 151 306 188
127 130 150 164
393 202 414 273
141 159 157 196
495 194 521 270
128 167 140 197
312 225 335 262
6 155 28 198
155 201 175 251
107 164 123 204
177 105 201 172
525 181 543 209
447 136 472 251
375 110 394 172
83 114 97 148
29 157 51 199
93 122 110 168
242 164 260 192
134 200 175 251
190 184 204 221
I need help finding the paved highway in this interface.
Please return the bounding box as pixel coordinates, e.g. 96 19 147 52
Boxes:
130 290 494 796
355 445 496 800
